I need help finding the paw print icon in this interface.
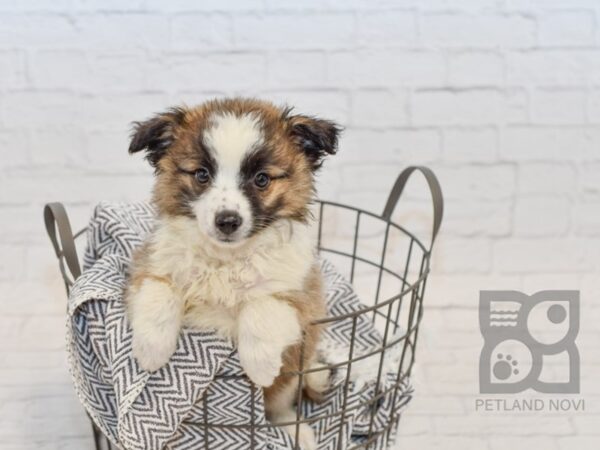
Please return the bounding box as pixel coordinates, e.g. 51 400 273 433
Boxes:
479 290 579 394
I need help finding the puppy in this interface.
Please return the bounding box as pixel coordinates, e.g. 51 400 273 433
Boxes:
125 98 340 449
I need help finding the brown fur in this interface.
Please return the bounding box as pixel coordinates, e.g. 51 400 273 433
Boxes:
264 264 327 412
134 98 328 225
127 97 341 431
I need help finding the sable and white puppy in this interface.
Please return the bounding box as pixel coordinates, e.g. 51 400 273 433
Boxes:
125 98 340 449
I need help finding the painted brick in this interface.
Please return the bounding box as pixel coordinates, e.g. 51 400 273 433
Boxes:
233 13 355 50
518 163 577 194
84 128 148 173
573 201 600 236
585 89 600 123
0 0 73 12
0 129 30 168
260 90 350 124
433 237 493 274
490 437 559 450
327 50 446 87
340 128 441 164
433 415 574 436
267 51 328 88
412 89 528 126
447 51 505 87
507 50 600 87
143 0 264 12
442 198 512 237
74 14 170 51
570 415 600 435
393 436 492 450
419 0 508 11
557 437 600 450
146 53 267 92
31 50 154 92
513 196 570 236
501 127 600 161
0 206 49 244
351 90 409 127
443 127 498 162
521 273 581 292
28 128 88 167
0 245 26 281
0 15 79 49
170 14 233 50
340 163 407 194
1 92 86 129
356 11 417 46
493 239 592 273
83 93 172 130
0 3 599 449
0 169 153 204
532 89 587 125
538 11 595 47
0 50 26 89
434 165 516 200
420 13 536 48
580 162 600 195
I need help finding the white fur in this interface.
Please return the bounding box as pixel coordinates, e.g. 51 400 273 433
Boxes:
238 297 301 386
263 360 325 450
306 360 330 395
267 377 317 449
128 112 320 446
131 215 315 383
320 330 406 389
204 112 263 168
194 113 263 243
129 279 183 371
273 409 317 450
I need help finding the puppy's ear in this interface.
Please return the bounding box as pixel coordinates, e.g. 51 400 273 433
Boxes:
287 114 342 170
128 107 187 167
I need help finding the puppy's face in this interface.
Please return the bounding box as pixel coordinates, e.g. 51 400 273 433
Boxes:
129 98 340 246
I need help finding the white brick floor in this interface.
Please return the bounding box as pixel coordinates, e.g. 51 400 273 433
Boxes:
1 0 599 448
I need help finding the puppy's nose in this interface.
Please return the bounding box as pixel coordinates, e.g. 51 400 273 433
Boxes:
215 210 242 235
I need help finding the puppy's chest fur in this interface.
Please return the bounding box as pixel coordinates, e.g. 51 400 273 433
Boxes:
141 216 316 340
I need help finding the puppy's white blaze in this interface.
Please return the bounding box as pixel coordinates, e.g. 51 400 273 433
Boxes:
193 113 263 242
204 112 263 168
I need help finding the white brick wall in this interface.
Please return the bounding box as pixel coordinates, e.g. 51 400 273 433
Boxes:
1 0 599 449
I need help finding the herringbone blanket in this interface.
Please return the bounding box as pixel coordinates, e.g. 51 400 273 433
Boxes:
67 202 412 450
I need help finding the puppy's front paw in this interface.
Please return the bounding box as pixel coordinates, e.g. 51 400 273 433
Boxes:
127 279 183 372
132 332 177 372
237 338 283 387
237 297 302 386
305 362 331 402
293 423 317 450
275 411 317 450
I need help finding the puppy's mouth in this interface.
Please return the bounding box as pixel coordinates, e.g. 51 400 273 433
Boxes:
215 234 238 243
210 229 249 246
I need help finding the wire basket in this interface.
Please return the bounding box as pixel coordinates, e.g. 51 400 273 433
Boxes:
44 166 443 450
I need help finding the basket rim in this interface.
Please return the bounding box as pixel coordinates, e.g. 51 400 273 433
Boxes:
317 199 429 255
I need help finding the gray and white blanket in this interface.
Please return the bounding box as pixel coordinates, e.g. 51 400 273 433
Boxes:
67 202 412 450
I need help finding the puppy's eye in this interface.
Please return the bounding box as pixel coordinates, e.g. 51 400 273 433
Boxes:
195 168 210 184
254 172 270 189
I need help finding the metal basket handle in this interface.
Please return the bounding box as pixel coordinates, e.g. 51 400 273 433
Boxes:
382 166 444 251
44 202 81 284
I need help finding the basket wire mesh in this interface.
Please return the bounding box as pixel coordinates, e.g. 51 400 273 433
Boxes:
44 166 443 450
